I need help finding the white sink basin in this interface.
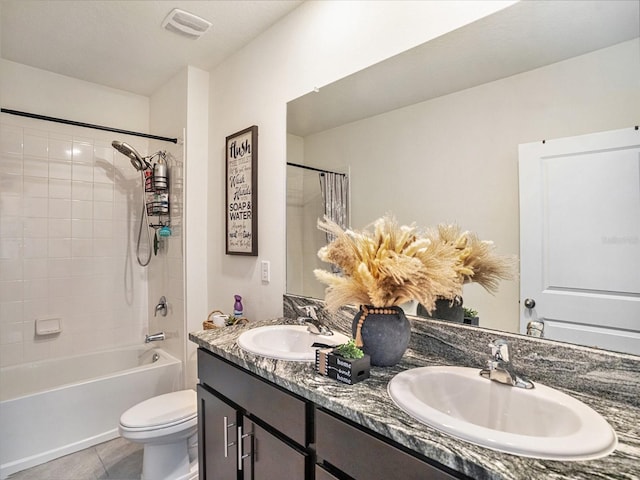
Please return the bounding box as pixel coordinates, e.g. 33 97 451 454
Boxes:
237 325 350 361
388 366 617 460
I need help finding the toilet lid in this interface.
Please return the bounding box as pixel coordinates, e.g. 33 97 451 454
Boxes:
120 390 197 429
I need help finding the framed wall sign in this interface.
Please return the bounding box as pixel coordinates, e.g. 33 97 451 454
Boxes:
225 125 258 255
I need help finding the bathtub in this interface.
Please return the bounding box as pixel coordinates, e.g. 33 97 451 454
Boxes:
0 346 182 479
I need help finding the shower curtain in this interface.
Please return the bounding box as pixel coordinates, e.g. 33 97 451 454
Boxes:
319 171 349 244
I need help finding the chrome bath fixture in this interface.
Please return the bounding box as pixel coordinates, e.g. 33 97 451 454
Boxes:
154 296 168 317
145 332 165 343
296 305 333 335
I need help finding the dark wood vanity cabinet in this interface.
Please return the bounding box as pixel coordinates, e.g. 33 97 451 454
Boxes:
197 348 464 480
315 409 461 480
197 349 310 480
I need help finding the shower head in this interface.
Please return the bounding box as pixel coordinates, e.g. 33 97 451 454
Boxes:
111 140 150 171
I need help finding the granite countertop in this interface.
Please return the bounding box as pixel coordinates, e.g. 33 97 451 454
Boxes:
189 317 640 480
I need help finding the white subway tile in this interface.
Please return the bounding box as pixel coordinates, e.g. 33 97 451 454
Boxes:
93 201 113 219
0 322 24 344
24 218 48 238
72 163 93 182
0 196 23 217
48 198 71 219
93 183 113 202
23 176 48 198
47 238 71 258
24 278 48 301
71 238 93 257
71 200 93 219
24 197 48 218
23 259 48 280
0 124 23 155
0 280 22 302
22 298 48 322
48 258 72 277
49 178 72 199
23 158 49 178
0 301 23 324
23 237 48 258
48 218 71 238
23 134 48 158
0 217 22 238
93 220 113 238
48 138 72 160
0 173 22 196
0 155 23 175
72 141 94 165
0 260 23 281
0 238 22 259
71 219 93 239
72 181 93 201
71 257 94 276
0 343 23 367
49 160 72 180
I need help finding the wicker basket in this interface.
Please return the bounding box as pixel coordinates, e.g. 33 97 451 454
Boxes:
203 309 248 330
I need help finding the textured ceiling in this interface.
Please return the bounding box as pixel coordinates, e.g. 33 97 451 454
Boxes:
1 0 303 96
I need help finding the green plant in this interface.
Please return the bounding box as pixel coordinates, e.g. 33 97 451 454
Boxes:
334 339 364 359
463 307 478 318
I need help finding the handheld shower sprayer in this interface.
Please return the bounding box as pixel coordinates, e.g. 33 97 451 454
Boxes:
111 141 151 172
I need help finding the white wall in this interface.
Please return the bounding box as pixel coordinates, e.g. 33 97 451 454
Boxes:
0 60 152 367
207 0 516 322
301 39 640 332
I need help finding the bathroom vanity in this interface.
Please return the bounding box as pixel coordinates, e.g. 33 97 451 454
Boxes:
190 297 640 480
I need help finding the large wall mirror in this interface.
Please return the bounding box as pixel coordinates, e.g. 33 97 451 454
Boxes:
286 0 639 350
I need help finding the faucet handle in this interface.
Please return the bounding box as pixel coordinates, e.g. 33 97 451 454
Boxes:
297 305 318 320
489 339 509 362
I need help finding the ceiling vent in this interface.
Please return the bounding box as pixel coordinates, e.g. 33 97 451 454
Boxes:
162 8 212 40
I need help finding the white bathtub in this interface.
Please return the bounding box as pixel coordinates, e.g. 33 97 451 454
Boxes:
0 346 182 479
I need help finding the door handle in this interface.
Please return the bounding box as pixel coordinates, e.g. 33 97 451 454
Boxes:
237 425 253 471
524 298 536 309
223 416 235 458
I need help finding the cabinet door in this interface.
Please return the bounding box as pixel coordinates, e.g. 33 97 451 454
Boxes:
241 417 307 480
197 385 239 480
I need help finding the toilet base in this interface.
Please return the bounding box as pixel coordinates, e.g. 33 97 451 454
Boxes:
140 440 197 480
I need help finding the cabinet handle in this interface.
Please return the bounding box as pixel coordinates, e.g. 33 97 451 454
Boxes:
237 426 253 471
223 416 235 458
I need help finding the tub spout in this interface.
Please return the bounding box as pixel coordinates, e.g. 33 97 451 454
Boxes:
145 332 165 343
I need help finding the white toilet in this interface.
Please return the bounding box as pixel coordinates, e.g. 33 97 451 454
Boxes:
119 389 198 480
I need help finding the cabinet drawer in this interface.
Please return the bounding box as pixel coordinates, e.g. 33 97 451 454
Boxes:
316 409 459 480
198 349 307 446
315 465 340 480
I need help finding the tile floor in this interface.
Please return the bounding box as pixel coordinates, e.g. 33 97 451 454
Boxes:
8 437 143 480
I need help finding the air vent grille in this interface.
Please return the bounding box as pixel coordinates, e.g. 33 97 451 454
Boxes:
162 8 212 39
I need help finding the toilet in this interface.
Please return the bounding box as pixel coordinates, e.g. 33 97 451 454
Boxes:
119 389 198 480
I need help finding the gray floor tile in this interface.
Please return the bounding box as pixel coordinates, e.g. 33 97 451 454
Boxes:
9 438 142 480
8 446 106 480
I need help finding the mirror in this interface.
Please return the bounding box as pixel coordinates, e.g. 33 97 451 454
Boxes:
286 1 639 345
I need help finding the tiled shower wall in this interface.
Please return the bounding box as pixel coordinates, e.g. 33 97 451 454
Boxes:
0 116 151 367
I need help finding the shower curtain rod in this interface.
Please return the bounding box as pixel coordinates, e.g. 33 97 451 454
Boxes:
286 162 347 176
1 108 178 144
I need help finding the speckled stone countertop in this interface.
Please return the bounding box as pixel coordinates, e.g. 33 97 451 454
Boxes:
189 295 640 480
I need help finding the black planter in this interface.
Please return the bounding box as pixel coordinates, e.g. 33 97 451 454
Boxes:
417 296 464 323
351 305 411 367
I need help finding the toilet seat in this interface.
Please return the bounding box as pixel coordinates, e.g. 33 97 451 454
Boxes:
120 390 197 431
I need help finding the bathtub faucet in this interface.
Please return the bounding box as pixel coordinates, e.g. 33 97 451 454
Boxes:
145 332 165 343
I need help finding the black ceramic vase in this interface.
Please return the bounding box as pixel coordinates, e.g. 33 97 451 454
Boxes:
351 305 411 367
417 296 464 323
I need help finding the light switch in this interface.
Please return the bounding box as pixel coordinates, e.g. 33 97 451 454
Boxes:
261 260 271 283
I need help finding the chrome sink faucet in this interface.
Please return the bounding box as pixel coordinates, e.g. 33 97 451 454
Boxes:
479 339 534 389
297 305 333 336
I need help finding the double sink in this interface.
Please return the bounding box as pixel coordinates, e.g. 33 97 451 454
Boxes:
237 324 617 461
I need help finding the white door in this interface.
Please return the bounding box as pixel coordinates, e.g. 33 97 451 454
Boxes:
519 127 640 355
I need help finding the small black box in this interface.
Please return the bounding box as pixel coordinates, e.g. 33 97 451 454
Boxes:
315 348 370 385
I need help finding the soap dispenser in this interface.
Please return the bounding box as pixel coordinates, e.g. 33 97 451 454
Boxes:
234 295 243 317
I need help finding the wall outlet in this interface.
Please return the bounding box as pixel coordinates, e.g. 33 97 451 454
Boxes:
261 260 270 283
